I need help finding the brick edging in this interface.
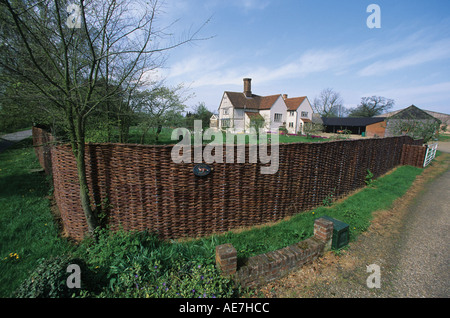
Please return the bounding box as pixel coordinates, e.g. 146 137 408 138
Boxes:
216 217 334 288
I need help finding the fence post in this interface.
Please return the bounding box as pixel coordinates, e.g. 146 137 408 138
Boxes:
314 218 334 252
215 243 237 276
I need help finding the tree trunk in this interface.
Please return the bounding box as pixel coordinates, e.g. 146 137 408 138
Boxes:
155 124 162 143
75 142 98 236
117 115 130 143
71 114 98 237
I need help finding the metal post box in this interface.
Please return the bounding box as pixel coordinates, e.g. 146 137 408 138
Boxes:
321 215 349 250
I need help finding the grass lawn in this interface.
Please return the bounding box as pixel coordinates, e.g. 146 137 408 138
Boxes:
0 137 425 297
116 127 329 145
186 164 424 264
438 134 450 142
0 139 74 297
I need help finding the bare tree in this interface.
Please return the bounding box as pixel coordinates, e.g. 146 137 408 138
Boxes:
0 0 207 236
313 88 344 118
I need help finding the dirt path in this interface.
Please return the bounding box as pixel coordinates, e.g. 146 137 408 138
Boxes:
437 141 450 153
0 129 32 154
258 153 450 298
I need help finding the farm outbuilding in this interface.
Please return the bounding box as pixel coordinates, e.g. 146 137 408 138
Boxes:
321 117 386 137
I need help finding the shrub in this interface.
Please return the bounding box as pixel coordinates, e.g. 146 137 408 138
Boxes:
365 169 374 186
278 126 288 134
99 258 236 298
322 188 336 206
14 254 101 298
75 229 238 298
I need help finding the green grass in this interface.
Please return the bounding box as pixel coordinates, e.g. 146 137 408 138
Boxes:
438 134 450 142
123 127 178 145
0 137 424 297
87 126 329 145
0 138 74 297
185 165 423 264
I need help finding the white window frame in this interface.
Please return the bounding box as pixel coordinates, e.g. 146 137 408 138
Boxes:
274 113 283 123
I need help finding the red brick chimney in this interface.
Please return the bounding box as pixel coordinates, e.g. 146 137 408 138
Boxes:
243 78 252 97
283 94 288 100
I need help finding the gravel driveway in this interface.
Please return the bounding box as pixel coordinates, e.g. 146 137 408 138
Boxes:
393 167 450 297
437 141 450 153
259 153 450 298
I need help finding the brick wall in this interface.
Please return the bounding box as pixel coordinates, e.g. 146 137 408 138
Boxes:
216 218 334 288
366 121 386 138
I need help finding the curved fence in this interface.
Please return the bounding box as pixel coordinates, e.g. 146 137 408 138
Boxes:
32 127 423 241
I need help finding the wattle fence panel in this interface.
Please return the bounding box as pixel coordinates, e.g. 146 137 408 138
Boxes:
32 127 422 241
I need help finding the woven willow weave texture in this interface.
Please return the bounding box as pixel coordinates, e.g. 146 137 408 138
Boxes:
29 127 422 241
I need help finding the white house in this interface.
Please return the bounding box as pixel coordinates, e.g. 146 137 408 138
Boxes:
209 114 219 129
284 95 314 134
217 78 313 134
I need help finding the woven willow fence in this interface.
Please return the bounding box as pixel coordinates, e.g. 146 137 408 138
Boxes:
33 127 422 241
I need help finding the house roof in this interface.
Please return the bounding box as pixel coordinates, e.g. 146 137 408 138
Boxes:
321 117 386 127
423 110 450 124
224 91 281 110
312 113 323 124
245 112 264 120
285 96 307 111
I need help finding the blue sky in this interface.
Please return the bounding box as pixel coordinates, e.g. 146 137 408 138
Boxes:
154 0 450 114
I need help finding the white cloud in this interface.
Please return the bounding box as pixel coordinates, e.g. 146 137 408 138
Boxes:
369 82 450 110
204 0 270 11
163 50 239 86
239 0 271 10
358 38 450 77
165 31 450 91
159 18 450 113
165 47 353 88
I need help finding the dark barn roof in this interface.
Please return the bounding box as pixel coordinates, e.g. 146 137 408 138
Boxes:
390 105 440 121
321 117 386 127
321 117 386 134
